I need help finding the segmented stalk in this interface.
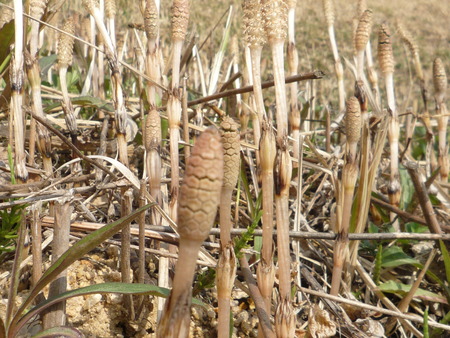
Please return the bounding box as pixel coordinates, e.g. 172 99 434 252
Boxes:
330 97 361 296
433 58 449 185
354 9 372 81
257 120 276 320
323 0 345 112
217 116 240 337
378 24 401 217
105 0 117 47
243 0 266 150
11 0 27 181
262 0 288 138
158 127 223 338
167 0 190 222
397 23 424 83
274 137 294 337
287 0 301 160
57 19 77 142
83 0 129 166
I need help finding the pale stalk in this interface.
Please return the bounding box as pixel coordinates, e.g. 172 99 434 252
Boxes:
120 189 134 319
249 46 264 148
24 53 52 175
217 117 240 337
287 1 300 159
42 195 73 329
323 0 345 112
274 140 294 337
330 163 358 295
27 0 48 166
257 120 276 317
158 240 203 338
332 96 361 295
11 0 27 181
158 127 223 337
167 40 183 221
271 42 288 138
366 41 380 107
378 24 400 228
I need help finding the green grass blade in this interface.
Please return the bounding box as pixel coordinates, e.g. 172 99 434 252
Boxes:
15 282 206 334
9 204 154 333
439 240 450 284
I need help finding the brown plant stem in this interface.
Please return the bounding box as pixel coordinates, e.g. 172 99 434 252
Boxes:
186 71 324 107
239 255 275 338
42 196 73 329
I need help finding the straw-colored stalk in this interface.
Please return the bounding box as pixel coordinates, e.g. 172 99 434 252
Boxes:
42 195 73 329
262 0 288 139
323 0 345 113
397 23 424 84
167 0 190 222
354 9 372 81
243 0 266 148
157 127 223 338
144 108 162 204
26 0 49 168
217 116 240 337
330 97 361 296
274 137 294 337
10 0 27 182
144 0 162 108
83 0 129 166
25 51 52 175
433 58 448 185
120 189 134 319
57 19 78 144
287 0 301 161
105 0 116 48
378 24 401 215
257 120 276 319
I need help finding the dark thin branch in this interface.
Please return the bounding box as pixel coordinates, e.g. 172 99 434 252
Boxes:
185 71 325 107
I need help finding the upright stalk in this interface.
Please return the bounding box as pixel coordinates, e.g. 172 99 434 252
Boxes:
274 138 294 336
243 0 266 150
323 0 345 112
433 58 448 186
27 0 51 171
257 120 276 326
354 9 372 82
57 19 78 148
217 117 240 337
167 0 190 222
158 128 223 337
262 0 289 139
287 0 300 160
378 24 400 230
330 97 361 295
42 195 73 329
11 0 27 182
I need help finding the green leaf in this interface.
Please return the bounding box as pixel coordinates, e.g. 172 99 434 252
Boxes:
423 307 429 338
9 204 154 332
381 246 419 268
378 280 446 302
31 326 83 338
38 54 57 74
439 240 450 284
44 96 114 113
0 21 14 73
405 222 429 234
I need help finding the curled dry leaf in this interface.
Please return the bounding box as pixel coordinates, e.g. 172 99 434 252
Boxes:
308 304 337 338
